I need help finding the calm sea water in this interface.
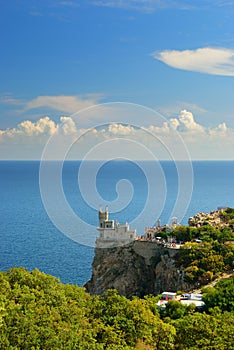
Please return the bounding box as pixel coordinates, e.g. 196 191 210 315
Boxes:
1 161 234 285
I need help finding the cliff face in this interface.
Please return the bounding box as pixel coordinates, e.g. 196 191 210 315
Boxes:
85 241 194 297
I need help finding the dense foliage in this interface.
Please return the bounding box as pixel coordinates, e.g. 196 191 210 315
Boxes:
221 207 234 225
177 239 234 284
0 268 233 349
202 276 234 312
162 208 234 284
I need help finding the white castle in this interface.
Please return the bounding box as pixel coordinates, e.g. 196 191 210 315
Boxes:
96 207 137 248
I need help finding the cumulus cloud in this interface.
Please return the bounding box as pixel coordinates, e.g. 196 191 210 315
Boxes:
152 47 234 76
60 116 77 135
169 118 180 130
0 110 234 159
0 117 57 140
143 110 205 134
177 110 204 132
146 122 170 134
19 117 58 136
0 116 81 141
108 123 136 135
0 110 230 141
208 122 228 136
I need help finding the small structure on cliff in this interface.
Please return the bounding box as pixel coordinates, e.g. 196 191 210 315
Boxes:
96 207 137 248
144 217 179 241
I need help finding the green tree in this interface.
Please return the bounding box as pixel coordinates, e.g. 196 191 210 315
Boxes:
162 300 195 320
172 311 234 350
202 276 234 312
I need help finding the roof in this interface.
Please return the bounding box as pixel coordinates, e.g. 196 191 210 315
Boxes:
162 292 176 296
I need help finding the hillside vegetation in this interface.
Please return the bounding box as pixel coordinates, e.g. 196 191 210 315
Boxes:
161 207 234 285
0 267 233 349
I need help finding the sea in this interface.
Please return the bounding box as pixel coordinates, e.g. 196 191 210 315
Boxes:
1 160 234 286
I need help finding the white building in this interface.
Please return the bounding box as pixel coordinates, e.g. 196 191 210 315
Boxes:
96 207 136 248
161 292 177 300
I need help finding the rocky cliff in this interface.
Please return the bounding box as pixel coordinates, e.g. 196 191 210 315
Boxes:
85 241 195 297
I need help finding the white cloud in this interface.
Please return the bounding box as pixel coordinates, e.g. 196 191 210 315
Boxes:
208 122 228 136
0 117 58 140
0 110 234 159
27 0 234 15
24 94 104 114
0 116 82 141
108 123 136 135
0 95 24 106
144 110 204 134
91 0 197 12
169 118 180 130
146 122 170 134
158 101 207 117
0 94 104 116
60 116 77 135
90 0 234 12
58 1 80 7
177 109 204 132
152 47 234 76
20 117 58 136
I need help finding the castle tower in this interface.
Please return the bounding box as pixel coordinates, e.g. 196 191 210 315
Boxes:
99 206 109 228
171 217 178 226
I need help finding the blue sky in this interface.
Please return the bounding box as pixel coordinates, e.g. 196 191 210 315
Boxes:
0 0 234 159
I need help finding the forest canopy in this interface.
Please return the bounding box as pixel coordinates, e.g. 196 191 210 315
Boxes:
0 268 233 349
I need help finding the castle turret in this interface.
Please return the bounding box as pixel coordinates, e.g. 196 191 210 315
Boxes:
99 206 109 228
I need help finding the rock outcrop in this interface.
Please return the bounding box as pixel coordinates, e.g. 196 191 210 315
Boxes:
85 241 195 297
188 208 229 228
